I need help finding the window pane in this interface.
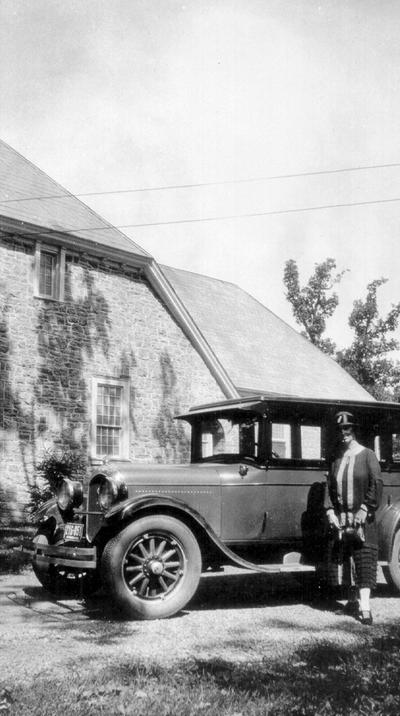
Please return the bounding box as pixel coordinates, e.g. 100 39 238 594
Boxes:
301 426 322 459
393 434 400 461
39 251 56 297
96 384 123 456
272 423 291 458
96 426 120 456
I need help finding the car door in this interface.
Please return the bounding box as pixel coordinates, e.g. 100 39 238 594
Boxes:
263 422 327 540
218 461 271 542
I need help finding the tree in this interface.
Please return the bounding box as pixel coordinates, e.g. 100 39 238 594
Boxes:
336 278 400 400
283 258 346 355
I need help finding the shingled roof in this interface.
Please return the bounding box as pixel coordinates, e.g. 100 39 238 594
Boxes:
161 265 373 401
0 139 373 402
0 139 148 258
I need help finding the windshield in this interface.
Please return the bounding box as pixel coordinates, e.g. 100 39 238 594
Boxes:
196 416 261 463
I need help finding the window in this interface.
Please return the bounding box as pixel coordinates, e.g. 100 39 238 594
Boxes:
92 378 129 459
301 425 322 459
272 423 291 458
270 423 322 461
393 434 400 461
35 243 65 300
197 418 260 460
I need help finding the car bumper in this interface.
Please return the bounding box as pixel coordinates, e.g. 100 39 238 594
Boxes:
22 539 97 570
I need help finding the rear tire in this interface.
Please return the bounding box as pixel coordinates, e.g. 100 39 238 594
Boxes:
101 515 202 620
383 529 400 592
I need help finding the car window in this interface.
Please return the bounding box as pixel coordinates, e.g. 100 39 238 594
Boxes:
376 433 400 463
199 418 259 460
270 423 323 462
393 434 400 462
301 425 322 459
272 423 291 458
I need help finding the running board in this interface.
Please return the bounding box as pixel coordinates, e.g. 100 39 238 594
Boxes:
218 546 316 574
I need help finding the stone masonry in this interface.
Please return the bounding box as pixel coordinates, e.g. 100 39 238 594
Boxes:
0 234 224 523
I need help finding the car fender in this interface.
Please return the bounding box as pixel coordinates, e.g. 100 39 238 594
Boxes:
377 499 400 561
32 498 61 525
103 494 281 573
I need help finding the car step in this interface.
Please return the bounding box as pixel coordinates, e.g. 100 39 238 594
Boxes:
227 550 315 574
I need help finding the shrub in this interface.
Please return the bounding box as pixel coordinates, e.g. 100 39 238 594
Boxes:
27 449 88 513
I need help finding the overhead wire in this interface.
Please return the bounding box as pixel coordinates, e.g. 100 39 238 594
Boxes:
1 161 400 204
4 194 400 238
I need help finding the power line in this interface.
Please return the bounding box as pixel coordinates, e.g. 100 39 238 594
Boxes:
6 194 400 237
1 161 400 204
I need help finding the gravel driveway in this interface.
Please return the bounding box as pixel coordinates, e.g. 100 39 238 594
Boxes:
1 567 400 683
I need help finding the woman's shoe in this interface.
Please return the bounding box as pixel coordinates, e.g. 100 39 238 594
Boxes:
359 610 373 625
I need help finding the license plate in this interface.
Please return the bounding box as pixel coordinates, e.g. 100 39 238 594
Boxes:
64 523 84 542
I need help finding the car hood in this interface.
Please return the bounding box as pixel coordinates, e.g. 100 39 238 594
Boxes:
90 461 222 487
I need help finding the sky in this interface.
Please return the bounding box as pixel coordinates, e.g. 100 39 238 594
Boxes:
1 0 400 349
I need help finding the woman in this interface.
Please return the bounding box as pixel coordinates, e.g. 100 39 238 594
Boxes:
325 411 381 625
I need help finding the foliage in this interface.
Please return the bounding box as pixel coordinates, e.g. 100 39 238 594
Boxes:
0 528 34 574
283 260 400 398
283 258 346 355
27 449 87 513
336 278 400 399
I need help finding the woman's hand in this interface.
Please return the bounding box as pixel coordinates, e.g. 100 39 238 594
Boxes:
326 509 340 529
354 506 368 525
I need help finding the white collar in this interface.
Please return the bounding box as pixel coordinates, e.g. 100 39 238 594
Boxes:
342 440 364 457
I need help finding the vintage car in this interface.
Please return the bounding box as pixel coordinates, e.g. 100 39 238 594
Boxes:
25 395 400 619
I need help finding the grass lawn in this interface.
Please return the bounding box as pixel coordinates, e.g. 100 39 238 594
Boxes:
1 630 400 715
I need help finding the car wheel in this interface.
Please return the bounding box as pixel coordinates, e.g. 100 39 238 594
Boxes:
383 529 400 592
101 515 202 620
32 528 100 598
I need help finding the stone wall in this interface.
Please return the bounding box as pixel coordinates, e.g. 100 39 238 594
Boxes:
0 233 225 523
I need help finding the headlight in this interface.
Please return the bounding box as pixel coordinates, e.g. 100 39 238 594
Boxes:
56 478 83 511
96 474 127 511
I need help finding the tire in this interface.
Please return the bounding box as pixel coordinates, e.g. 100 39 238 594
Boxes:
32 528 100 598
383 529 400 592
101 515 202 620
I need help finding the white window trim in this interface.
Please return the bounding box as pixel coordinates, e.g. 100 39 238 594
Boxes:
34 241 66 300
91 376 130 460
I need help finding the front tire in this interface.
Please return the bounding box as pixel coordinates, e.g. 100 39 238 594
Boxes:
32 528 100 598
383 529 400 592
101 515 202 620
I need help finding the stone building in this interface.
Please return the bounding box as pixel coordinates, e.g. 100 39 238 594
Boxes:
0 140 371 523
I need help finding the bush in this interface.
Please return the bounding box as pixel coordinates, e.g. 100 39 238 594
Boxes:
27 449 88 513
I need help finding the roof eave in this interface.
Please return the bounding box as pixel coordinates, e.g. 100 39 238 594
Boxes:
0 215 152 269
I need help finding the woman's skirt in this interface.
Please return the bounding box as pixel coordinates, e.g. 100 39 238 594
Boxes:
325 538 378 590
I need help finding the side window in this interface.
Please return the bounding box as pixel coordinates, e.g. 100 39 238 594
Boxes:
200 420 225 457
301 425 322 459
272 423 291 458
270 423 322 461
393 434 400 461
198 419 259 459
35 242 65 300
375 433 400 463
91 377 129 459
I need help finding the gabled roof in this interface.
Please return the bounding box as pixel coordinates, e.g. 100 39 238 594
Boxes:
0 139 374 403
0 139 149 259
161 265 373 402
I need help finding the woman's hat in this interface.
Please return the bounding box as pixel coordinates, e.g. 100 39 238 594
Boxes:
335 411 358 427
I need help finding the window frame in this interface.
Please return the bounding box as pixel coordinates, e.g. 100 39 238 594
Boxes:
269 421 325 465
34 242 66 301
91 377 130 460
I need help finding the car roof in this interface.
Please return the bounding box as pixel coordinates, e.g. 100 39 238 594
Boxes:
176 395 400 429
